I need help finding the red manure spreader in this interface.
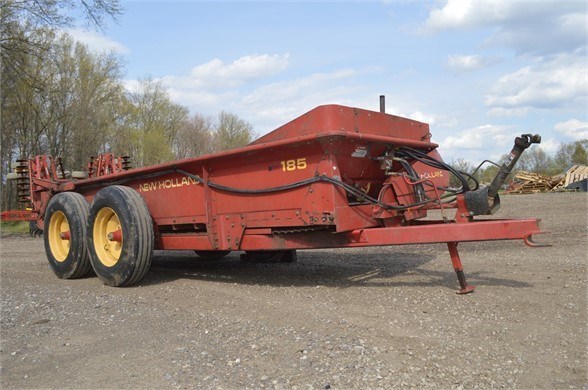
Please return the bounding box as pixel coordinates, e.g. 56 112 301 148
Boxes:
5 102 544 293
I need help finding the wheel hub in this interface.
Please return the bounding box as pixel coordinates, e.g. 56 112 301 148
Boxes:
48 211 70 262
93 207 123 267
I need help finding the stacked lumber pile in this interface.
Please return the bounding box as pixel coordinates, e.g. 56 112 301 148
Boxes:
506 165 588 194
507 171 558 194
551 165 588 191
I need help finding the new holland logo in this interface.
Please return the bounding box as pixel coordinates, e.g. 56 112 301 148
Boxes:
419 170 444 180
139 177 200 192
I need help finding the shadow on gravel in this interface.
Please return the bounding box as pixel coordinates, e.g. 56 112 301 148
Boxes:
141 250 532 291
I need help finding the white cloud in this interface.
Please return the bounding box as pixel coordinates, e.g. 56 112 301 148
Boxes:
193 54 289 80
441 125 516 151
239 69 359 131
486 12 587 55
485 51 587 113
539 138 561 155
143 55 366 133
122 79 141 94
424 0 478 31
554 119 588 141
407 111 436 125
437 124 521 162
487 107 530 118
446 54 498 73
161 54 290 91
64 28 129 54
424 0 583 31
241 69 356 105
423 0 586 54
141 53 458 137
166 89 236 110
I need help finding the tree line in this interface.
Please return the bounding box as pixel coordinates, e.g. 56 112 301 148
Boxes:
451 139 588 186
2 1 586 211
1 0 254 210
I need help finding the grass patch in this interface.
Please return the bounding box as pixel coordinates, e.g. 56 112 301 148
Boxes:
0 221 30 236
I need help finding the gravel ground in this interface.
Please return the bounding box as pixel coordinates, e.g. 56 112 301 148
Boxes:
1 192 586 389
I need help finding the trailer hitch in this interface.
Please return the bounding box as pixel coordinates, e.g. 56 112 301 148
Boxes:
465 133 541 215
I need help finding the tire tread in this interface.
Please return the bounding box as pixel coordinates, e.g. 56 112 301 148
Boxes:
87 185 153 287
43 192 92 279
68 192 92 278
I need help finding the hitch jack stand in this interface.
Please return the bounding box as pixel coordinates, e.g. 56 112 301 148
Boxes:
447 242 475 294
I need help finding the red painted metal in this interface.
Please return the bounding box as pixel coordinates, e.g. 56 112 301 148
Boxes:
0 210 38 222
447 242 476 294
10 104 546 291
87 153 130 178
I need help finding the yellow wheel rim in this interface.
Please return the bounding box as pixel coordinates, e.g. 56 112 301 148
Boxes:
93 207 123 267
48 211 70 262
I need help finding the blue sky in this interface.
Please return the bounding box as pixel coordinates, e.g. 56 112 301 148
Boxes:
68 0 587 163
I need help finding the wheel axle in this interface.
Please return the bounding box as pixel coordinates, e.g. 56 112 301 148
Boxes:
107 229 122 242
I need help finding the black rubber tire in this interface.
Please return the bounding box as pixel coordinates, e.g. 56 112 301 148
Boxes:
241 250 297 263
29 220 43 237
43 192 93 279
195 250 231 260
87 186 154 287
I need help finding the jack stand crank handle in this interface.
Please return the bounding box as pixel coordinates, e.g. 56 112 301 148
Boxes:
447 242 475 294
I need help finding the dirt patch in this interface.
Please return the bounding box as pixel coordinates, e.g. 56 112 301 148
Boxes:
1 193 586 388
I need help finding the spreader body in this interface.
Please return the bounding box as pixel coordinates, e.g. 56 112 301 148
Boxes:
8 104 544 291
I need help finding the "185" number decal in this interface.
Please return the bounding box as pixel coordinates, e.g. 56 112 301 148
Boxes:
280 158 307 171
